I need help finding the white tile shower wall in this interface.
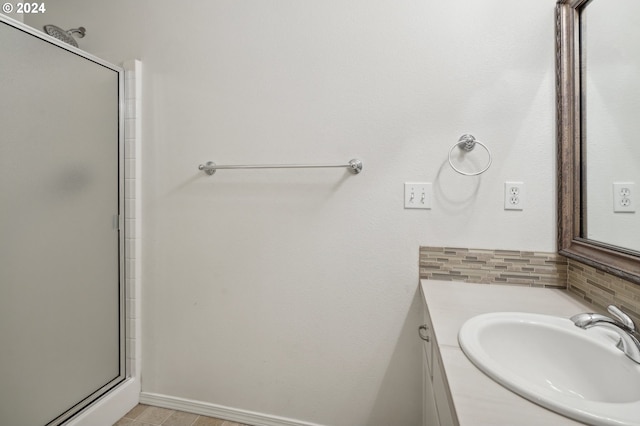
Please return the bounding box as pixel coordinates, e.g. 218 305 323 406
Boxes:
123 59 142 379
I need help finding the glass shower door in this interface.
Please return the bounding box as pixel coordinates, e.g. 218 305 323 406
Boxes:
0 19 125 426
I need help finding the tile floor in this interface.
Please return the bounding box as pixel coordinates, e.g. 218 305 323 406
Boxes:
113 404 250 426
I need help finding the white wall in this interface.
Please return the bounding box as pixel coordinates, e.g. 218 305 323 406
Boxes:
27 1 557 425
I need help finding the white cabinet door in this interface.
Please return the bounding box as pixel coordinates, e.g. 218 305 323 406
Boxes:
433 349 456 426
423 345 440 426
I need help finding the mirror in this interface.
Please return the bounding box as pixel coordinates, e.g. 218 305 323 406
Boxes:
557 0 640 284
583 0 640 253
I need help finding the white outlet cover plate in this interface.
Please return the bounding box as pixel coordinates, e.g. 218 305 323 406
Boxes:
504 181 524 210
404 182 432 209
613 182 635 213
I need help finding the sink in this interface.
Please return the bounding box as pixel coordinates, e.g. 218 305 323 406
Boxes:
458 312 640 426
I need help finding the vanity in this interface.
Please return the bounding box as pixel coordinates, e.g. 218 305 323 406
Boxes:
420 279 603 426
418 0 640 423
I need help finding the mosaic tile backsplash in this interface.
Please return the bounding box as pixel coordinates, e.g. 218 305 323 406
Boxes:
419 246 640 324
567 259 640 325
419 247 567 288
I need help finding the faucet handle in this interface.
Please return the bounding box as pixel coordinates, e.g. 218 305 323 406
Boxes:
608 305 635 331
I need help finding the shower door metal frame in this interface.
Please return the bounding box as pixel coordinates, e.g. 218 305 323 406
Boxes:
0 14 127 426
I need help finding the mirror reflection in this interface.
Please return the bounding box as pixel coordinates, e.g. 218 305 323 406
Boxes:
582 0 640 253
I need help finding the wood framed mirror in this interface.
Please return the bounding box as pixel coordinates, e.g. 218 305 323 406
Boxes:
556 0 640 284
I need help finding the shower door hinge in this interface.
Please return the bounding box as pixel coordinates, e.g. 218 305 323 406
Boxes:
113 214 121 231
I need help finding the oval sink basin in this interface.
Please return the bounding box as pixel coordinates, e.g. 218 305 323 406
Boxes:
458 312 640 426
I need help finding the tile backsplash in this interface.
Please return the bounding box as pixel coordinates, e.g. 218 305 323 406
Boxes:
419 246 567 288
567 259 640 324
419 246 640 323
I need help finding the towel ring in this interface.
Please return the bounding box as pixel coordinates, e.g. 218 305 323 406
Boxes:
448 134 492 176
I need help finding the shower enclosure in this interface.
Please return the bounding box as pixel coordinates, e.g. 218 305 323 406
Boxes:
0 17 125 426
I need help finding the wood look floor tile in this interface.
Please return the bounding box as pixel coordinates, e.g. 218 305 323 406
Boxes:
193 416 225 426
163 411 199 426
114 404 252 426
124 404 150 420
136 406 174 425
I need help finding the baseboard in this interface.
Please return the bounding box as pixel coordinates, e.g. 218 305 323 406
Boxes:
139 392 325 426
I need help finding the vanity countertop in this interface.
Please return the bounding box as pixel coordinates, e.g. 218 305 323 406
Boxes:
420 279 597 426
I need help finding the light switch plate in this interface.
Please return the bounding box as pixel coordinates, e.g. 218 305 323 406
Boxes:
404 182 432 209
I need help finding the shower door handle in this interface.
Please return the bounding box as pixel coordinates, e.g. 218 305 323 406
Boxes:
418 324 430 342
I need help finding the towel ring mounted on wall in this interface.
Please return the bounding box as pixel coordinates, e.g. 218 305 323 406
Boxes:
448 134 492 176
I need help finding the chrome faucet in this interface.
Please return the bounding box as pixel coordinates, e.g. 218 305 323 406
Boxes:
571 305 640 364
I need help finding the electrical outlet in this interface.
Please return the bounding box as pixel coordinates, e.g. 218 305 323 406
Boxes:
613 182 635 213
504 182 524 210
404 182 432 209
